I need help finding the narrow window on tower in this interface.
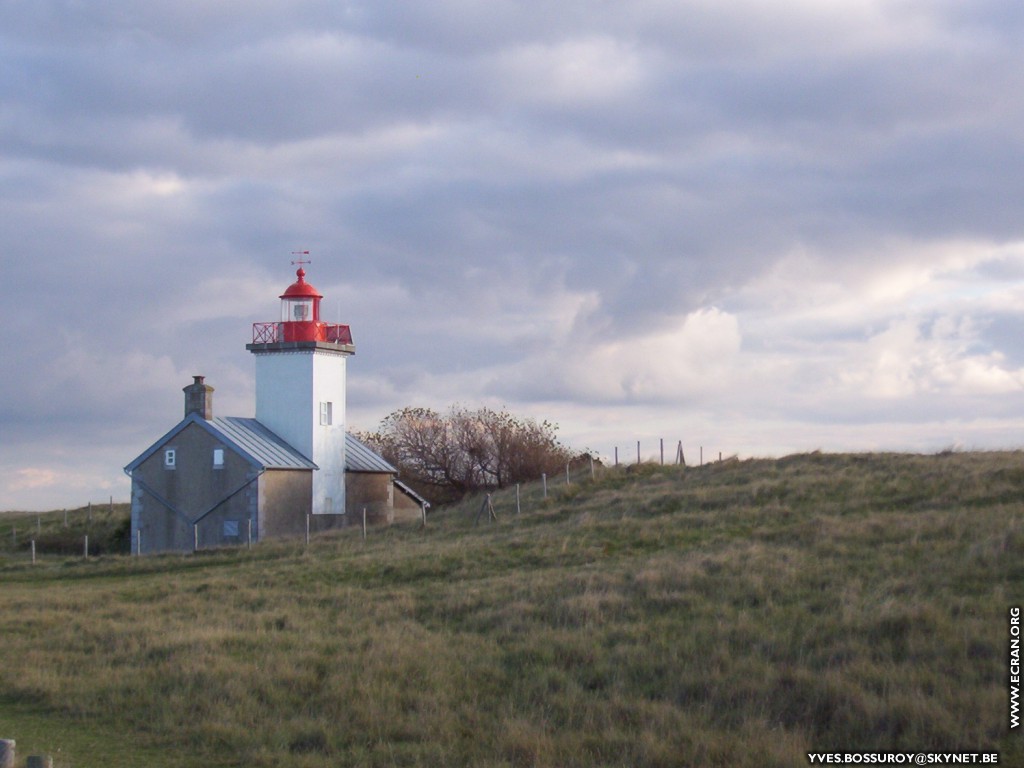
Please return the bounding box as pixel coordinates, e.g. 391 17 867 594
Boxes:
320 401 333 426
213 448 225 469
164 448 176 469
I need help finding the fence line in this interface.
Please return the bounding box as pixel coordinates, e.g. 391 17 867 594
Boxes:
4 441 730 561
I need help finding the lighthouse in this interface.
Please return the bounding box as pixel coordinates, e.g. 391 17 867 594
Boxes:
246 266 355 515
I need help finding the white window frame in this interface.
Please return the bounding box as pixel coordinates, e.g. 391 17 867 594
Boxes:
213 448 225 469
164 448 176 469
320 401 333 426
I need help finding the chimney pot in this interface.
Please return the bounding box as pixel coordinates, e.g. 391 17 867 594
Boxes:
184 376 214 419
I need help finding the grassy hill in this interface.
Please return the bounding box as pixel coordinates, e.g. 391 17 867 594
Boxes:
0 451 1020 767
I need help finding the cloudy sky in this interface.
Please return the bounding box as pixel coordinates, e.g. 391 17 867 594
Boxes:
3 0 1024 510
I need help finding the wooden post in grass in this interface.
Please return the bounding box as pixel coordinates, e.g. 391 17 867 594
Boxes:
637 441 641 464
660 438 664 465
0 739 15 768
566 461 570 485
421 502 427 528
475 494 497 525
83 535 88 559
614 446 618 466
247 519 252 549
542 473 548 498
676 441 685 466
361 507 367 541
31 540 35 565
516 484 521 515
590 455 595 480
305 514 310 546
193 524 198 553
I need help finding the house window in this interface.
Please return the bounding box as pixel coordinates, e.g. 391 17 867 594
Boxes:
223 520 239 538
213 448 225 468
320 401 333 426
164 448 176 469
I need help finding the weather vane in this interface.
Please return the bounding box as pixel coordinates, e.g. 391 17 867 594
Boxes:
291 250 311 267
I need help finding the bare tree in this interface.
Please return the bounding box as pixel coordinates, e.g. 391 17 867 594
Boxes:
358 405 577 503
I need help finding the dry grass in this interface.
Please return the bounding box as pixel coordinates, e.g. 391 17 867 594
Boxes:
0 451 1020 767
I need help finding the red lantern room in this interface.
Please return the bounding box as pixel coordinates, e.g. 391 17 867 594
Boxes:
249 265 354 348
279 267 322 340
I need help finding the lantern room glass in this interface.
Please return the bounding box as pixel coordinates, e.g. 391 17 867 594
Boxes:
282 297 314 322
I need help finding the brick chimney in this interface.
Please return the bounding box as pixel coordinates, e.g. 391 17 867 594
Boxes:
184 375 214 419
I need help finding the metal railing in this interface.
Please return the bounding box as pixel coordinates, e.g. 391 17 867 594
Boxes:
251 322 353 345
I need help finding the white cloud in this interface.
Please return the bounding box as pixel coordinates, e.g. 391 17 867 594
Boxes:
496 36 649 107
838 316 1024 399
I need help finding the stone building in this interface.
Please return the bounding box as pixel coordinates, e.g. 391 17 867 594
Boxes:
124 267 427 554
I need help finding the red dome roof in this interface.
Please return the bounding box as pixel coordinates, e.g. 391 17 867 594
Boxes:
279 267 323 299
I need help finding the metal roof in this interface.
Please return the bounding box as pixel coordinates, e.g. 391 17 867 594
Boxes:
394 479 430 508
210 417 318 470
126 414 394 475
345 432 397 473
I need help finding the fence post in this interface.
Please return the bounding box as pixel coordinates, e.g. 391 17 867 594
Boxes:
542 473 547 498
362 507 367 541
637 441 641 465
247 519 252 549
590 455 595 480
136 529 142 556
83 535 89 559
0 739 15 768
31 540 36 565
421 502 427 528
193 524 198 553
305 514 310 546
566 461 570 485
676 441 685 466
516 484 521 515
614 447 618 467
660 439 664 465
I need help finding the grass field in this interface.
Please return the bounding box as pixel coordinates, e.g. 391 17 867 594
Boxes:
0 451 1021 767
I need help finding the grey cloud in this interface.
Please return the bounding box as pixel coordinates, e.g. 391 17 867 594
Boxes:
3 0 1024 508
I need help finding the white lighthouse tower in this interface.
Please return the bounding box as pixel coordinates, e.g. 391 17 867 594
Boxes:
246 265 354 515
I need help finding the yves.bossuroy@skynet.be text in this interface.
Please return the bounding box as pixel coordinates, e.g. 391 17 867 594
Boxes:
807 607 1019 766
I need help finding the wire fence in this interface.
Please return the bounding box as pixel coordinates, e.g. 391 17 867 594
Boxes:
1 439 734 561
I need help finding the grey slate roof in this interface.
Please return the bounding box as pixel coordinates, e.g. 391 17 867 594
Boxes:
345 433 397 473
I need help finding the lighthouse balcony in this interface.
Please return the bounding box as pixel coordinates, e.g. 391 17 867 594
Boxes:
252 322 354 346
